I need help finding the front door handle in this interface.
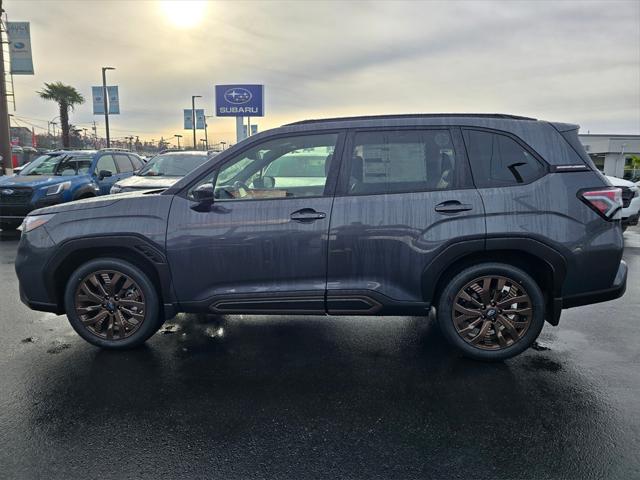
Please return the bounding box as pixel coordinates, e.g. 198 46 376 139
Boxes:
290 208 326 223
435 201 473 214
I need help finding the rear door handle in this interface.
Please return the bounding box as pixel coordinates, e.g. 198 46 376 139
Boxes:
435 201 473 214
290 208 326 223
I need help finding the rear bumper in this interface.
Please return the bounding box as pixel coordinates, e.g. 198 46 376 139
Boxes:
561 260 628 309
623 211 639 227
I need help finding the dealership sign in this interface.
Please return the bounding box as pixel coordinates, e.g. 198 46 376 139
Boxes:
215 84 264 117
7 22 34 75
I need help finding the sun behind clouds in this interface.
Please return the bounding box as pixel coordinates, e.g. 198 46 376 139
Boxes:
159 0 208 28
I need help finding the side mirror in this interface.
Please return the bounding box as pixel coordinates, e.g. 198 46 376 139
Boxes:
98 170 113 180
192 183 215 203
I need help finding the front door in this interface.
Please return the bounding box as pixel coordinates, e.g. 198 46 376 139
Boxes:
94 154 119 195
166 131 345 313
326 127 486 313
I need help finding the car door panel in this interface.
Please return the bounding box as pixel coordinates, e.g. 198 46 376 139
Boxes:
326 127 486 312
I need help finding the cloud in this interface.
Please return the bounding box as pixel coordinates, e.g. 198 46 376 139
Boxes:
7 0 640 144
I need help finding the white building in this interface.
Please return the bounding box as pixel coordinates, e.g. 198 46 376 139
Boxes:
579 134 640 180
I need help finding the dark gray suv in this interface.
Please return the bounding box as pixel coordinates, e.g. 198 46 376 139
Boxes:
15 114 627 360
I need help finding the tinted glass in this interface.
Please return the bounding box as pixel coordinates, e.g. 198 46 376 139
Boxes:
129 155 144 170
137 153 208 177
20 154 92 176
115 154 134 173
348 129 458 195
193 133 338 201
463 129 545 187
96 155 117 175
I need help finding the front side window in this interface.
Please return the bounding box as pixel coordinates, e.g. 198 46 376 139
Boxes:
96 155 117 175
462 129 545 187
19 154 92 176
347 129 459 195
193 133 338 201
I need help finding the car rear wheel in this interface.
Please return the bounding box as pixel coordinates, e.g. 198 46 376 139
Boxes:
437 263 545 361
64 258 161 349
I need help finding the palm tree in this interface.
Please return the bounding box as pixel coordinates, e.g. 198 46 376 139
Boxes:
37 82 85 148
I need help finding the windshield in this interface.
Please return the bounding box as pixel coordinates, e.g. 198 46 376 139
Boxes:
137 153 208 177
19 154 93 176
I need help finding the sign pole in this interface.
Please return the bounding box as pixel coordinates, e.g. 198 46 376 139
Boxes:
236 116 244 144
101 67 115 148
0 0 12 174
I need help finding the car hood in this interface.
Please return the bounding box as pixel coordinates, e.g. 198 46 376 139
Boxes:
115 175 181 189
0 175 82 188
32 190 156 216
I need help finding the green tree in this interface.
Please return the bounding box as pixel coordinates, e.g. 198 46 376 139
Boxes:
37 82 85 148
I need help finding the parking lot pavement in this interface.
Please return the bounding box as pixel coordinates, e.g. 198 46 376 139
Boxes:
0 229 639 480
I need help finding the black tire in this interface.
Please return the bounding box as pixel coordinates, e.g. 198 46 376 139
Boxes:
0 220 21 231
64 257 162 349
437 262 545 361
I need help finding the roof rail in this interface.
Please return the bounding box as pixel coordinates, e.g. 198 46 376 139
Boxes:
99 147 130 152
284 113 537 126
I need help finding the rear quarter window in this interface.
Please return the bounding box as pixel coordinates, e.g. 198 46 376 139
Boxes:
462 129 545 188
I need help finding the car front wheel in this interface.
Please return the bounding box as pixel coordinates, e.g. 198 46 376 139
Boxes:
437 263 545 361
64 258 161 349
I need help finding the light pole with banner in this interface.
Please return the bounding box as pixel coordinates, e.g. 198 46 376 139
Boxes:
101 66 115 147
191 95 201 149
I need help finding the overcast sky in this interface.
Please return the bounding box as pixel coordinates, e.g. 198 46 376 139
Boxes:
6 0 640 146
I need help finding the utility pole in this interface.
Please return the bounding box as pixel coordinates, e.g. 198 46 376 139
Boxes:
191 95 201 149
101 66 115 148
174 134 182 149
204 115 212 150
0 0 12 174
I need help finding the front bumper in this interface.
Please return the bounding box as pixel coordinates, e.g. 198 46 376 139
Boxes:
15 225 64 314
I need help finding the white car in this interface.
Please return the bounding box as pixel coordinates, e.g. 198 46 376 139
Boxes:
606 175 640 230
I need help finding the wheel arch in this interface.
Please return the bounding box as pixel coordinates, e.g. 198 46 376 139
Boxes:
422 237 568 325
45 235 177 317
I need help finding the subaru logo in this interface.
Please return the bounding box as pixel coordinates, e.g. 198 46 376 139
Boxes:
1 189 14 195
224 88 252 105
13 42 25 49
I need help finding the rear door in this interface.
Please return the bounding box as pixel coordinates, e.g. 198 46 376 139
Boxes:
326 127 485 313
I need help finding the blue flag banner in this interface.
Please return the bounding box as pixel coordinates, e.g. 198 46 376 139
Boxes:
107 86 120 114
92 86 105 115
184 109 205 129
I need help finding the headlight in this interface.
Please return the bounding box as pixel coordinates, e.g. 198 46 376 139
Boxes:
44 181 71 196
110 184 123 194
18 214 55 233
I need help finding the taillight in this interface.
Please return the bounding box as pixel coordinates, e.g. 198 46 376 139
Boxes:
579 187 622 220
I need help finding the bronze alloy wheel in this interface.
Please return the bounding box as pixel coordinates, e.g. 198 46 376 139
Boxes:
74 270 146 340
452 275 533 350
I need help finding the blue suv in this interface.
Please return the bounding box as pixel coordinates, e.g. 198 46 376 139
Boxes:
0 149 144 230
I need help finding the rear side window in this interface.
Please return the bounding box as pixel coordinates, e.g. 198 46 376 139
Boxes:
462 129 545 187
115 154 134 173
129 155 144 170
347 129 462 195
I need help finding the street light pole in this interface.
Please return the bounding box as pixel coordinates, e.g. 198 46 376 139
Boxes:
191 95 202 149
102 66 115 148
0 0 11 174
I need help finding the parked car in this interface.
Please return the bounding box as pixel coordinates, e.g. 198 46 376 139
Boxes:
110 151 210 194
605 175 640 230
15 114 627 360
0 149 144 230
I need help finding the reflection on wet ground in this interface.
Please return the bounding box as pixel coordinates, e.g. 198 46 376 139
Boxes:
0 229 639 479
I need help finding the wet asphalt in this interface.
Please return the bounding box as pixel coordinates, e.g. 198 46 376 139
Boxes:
0 229 639 480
